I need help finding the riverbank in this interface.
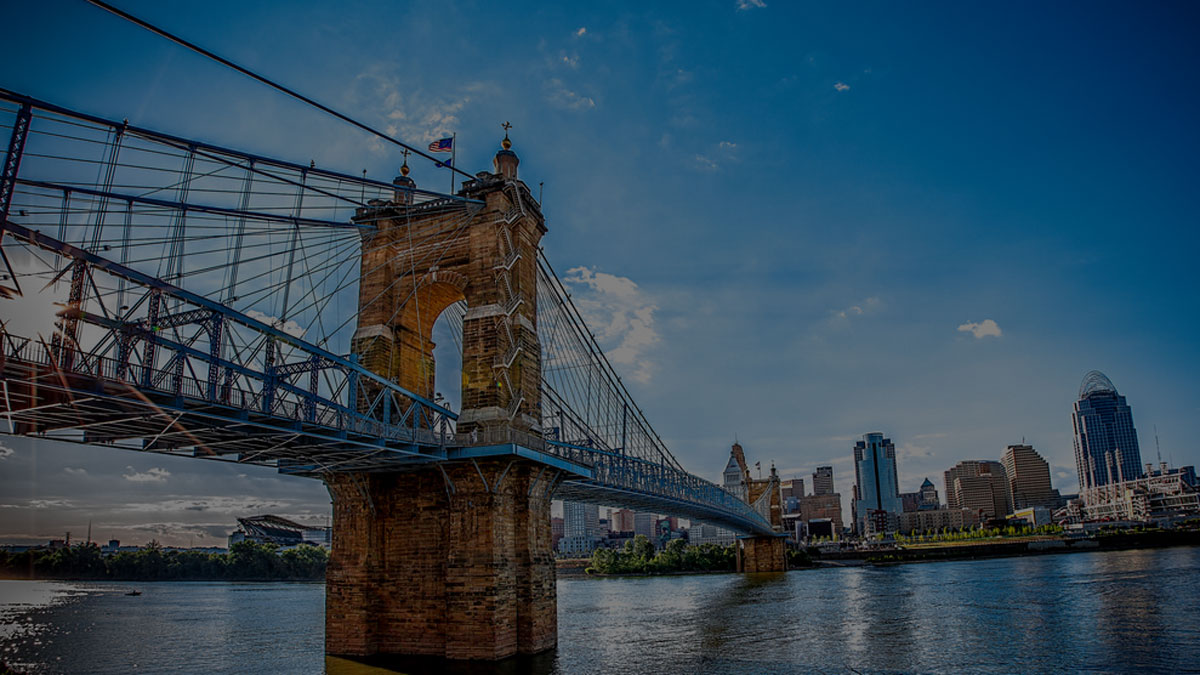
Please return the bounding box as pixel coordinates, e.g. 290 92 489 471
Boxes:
816 528 1200 567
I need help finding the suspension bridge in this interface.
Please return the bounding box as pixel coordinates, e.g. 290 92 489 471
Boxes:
0 85 784 660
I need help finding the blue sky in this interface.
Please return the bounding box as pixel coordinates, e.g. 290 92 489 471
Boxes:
1 0 1198 545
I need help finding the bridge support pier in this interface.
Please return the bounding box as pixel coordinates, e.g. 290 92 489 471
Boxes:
324 458 556 660
737 536 786 573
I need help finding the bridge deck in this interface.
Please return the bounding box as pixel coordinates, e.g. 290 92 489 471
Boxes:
1 338 774 535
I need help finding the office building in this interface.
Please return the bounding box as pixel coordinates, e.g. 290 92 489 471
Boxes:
918 477 940 509
633 512 655 539
1001 444 1060 511
781 478 805 500
559 501 600 555
1073 370 1143 494
812 466 835 496
852 432 902 535
944 460 1010 519
613 508 635 533
797 493 843 533
898 508 982 535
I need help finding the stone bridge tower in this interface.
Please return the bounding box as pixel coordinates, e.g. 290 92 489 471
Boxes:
350 133 544 436
324 135 558 661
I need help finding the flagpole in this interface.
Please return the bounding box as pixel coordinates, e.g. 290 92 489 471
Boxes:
451 132 457 194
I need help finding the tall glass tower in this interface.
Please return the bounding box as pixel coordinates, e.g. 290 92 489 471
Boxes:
852 432 902 534
1072 371 1143 492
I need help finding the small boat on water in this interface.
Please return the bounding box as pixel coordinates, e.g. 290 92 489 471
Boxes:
125 590 141 596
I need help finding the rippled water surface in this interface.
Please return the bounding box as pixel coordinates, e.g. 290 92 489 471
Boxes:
2 547 1199 673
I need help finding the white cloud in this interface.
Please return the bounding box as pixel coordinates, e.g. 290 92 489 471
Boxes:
560 52 580 69
834 82 851 92
245 310 306 338
116 496 289 514
575 27 587 37
350 67 486 150
561 267 660 384
668 69 694 88
63 467 88 476
831 297 881 320
0 442 12 460
719 141 738 151
0 498 74 510
123 466 171 484
958 319 1002 339
693 154 719 172
544 78 595 110
896 442 934 461
737 0 767 9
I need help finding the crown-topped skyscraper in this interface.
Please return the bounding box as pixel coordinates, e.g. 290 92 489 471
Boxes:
1072 370 1143 493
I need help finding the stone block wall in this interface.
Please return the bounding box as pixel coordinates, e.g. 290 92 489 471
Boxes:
738 536 787 573
324 459 557 659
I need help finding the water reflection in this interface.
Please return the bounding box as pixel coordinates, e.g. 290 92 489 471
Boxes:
1 548 1198 674
326 651 558 675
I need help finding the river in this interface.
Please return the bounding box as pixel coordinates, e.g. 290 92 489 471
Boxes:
2 546 1198 673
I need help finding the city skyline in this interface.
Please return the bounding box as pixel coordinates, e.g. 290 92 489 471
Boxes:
1 1 1198 546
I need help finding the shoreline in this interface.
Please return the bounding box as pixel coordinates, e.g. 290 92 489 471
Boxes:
7 532 1198 582
567 530 1200 576
815 529 1200 568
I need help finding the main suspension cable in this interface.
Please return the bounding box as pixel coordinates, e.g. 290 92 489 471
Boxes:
83 0 477 181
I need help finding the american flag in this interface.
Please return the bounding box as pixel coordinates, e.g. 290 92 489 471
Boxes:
428 137 453 153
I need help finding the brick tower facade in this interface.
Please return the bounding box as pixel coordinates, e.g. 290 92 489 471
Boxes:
350 139 544 436
325 138 556 660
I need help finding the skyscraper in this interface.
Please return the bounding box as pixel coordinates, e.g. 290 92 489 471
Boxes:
1073 370 1143 492
918 477 940 509
1001 444 1060 510
852 432 902 535
944 460 1010 519
812 466 835 496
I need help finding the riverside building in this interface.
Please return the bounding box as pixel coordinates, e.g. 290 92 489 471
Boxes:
1073 371 1143 497
1079 463 1200 523
944 460 1010 519
1001 444 1061 511
558 501 600 555
852 432 902 535
898 508 982 535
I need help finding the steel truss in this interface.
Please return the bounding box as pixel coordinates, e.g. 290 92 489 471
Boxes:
0 89 776 536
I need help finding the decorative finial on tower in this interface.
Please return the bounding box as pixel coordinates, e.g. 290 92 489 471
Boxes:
393 148 416 204
494 122 519 179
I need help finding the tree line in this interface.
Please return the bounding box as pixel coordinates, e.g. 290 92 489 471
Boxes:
0 541 327 581
894 523 1064 544
587 535 738 574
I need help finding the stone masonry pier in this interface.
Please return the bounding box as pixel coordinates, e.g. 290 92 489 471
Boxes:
325 459 557 659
